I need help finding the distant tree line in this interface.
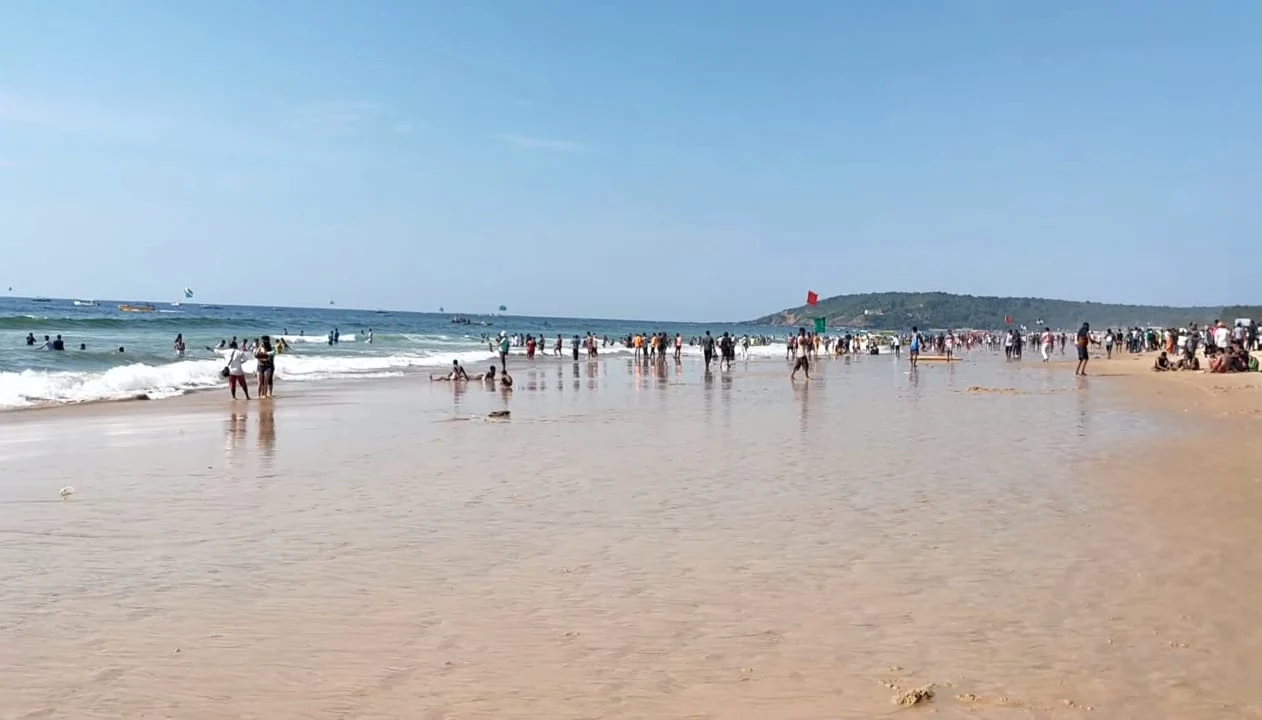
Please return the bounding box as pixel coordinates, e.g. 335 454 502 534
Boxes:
750 291 1240 330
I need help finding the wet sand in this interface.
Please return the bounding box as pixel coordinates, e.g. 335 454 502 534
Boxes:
2 352 1261 719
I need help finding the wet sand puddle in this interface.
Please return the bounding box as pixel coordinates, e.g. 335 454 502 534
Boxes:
2 353 1259 718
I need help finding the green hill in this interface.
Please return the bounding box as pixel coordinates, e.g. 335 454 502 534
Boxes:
750 292 1228 330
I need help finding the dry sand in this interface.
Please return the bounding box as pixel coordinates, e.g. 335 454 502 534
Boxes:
2 351 1261 719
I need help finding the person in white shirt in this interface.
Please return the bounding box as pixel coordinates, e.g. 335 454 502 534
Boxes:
1040 327 1053 362
225 342 250 400
1213 321 1231 351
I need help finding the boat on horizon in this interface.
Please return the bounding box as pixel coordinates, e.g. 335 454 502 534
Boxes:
32 297 51 303
118 304 156 313
73 300 97 307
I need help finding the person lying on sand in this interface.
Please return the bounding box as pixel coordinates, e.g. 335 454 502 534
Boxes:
470 366 498 382
430 360 470 381
1153 351 1172 372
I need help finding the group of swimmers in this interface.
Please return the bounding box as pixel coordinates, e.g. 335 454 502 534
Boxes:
25 332 120 352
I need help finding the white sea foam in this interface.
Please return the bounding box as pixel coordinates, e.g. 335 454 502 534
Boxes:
0 343 797 409
0 348 499 409
278 333 357 344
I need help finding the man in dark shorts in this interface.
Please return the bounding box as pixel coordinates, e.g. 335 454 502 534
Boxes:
791 327 811 380
719 332 734 371
702 331 716 372
1075 322 1092 376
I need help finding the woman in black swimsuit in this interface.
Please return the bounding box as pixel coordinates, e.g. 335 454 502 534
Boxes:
254 336 276 398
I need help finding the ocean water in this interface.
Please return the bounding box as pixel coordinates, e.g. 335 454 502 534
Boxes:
0 297 787 408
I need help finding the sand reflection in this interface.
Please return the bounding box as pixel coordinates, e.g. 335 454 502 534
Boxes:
1 353 1259 719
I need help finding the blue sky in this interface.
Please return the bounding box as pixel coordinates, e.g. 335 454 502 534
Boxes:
2 1 1259 320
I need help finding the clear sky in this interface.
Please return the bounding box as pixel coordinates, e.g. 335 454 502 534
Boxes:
2 1 1259 320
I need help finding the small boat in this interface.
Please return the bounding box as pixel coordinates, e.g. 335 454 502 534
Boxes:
73 300 97 307
451 315 472 325
170 302 182 306
119 304 156 313
32 297 51 303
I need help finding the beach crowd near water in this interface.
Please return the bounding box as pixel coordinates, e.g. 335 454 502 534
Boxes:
11 312 1262 409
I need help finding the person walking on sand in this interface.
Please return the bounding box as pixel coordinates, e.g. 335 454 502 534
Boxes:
226 341 250 400
702 331 716 373
790 328 811 380
1040 327 1053 362
909 326 923 368
1075 322 1094 376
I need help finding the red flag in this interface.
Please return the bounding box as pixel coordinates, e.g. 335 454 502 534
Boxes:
806 291 819 306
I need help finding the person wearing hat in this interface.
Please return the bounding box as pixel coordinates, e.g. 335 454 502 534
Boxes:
497 331 511 372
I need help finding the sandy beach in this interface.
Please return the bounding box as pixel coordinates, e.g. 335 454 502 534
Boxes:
2 350 1261 719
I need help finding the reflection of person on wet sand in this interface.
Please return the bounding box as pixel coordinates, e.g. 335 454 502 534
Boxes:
225 411 247 449
430 360 470 381
258 405 276 452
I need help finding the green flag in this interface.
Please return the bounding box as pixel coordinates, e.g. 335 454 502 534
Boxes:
813 317 826 334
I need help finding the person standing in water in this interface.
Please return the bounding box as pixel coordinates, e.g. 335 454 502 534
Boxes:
498 331 511 372
790 328 811 380
702 331 716 372
226 341 250 400
254 336 276 398
571 334 580 361
174 333 186 357
1075 322 1094 376
909 326 923 368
